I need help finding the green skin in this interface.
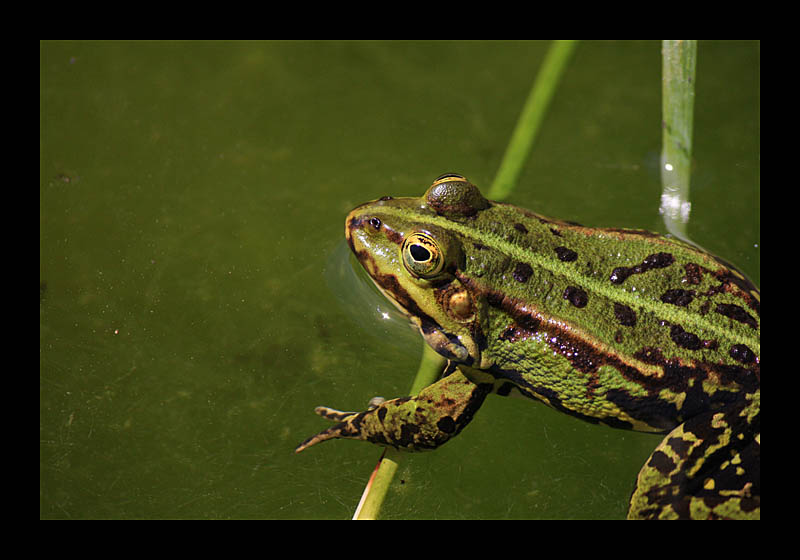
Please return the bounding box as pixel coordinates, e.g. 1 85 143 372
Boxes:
296 175 760 520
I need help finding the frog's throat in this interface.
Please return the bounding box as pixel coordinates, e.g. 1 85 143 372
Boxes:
370 276 480 367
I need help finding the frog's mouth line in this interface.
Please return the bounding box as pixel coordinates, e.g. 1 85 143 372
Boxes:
358 250 437 328
345 211 423 323
353 247 478 366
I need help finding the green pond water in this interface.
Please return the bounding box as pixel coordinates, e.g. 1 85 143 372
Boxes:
40 40 759 519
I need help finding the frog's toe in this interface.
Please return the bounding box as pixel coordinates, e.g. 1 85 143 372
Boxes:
295 412 370 453
314 397 385 421
294 426 341 453
314 405 357 422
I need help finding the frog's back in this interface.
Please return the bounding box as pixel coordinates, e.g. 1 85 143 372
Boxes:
447 195 759 433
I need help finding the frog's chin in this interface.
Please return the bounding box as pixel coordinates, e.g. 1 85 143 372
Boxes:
372 280 481 367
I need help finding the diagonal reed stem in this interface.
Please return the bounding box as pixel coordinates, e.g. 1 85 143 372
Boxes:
353 40 578 520
489 40 578 202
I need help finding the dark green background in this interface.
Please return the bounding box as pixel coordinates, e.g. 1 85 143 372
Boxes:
40 40 759 519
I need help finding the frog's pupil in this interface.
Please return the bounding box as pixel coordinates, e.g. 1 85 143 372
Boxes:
410 244 430 262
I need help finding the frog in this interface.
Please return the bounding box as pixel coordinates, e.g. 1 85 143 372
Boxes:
296 174 760 520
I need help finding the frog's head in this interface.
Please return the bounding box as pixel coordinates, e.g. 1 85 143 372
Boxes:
345 174 492 367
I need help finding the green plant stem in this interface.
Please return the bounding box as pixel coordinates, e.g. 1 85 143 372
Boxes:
660 40 697 240
353 40 577 520
489 40 578 202
352 345 444 520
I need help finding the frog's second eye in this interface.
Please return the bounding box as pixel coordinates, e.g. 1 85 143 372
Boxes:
402 232 444 278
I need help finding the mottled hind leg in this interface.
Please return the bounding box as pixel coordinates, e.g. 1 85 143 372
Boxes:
628 391 760 520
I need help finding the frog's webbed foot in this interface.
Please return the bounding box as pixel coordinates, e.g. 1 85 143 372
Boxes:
313 405 358 423
295 369 491 454
294 399 385 453
293 397 399 454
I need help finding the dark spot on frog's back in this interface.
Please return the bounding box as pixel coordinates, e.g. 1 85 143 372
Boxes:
610 252 675 285
683 262 704 285
661 289 694 307
613 302 637 326
643 252 675 269
563 286 588 308
512 262 533 283
729 344 757 364
513 223 528 234
669 324 702 350
554 246 578 262
715 303 758 329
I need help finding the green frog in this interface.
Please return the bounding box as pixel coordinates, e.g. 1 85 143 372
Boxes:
296 174 760 520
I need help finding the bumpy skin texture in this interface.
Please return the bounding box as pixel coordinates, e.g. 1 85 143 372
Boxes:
296 175 760 520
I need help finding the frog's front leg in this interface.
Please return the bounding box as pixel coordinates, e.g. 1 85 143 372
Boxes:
295 366 493 453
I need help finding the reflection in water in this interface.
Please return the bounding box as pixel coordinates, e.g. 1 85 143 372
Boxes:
323 239 419 348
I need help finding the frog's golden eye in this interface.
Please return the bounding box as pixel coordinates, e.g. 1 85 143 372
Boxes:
402 232 444 278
